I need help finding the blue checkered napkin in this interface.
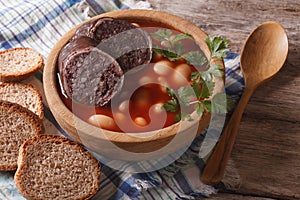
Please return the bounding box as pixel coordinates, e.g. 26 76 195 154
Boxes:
0 1 244 199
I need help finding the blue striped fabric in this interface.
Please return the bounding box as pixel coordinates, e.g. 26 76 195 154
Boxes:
0 1 244 199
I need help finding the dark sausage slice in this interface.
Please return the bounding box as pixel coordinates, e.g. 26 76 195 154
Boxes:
74 17 135 42
97 28 152 73
58 37 98 76
58 37 123 107
73 17 152 73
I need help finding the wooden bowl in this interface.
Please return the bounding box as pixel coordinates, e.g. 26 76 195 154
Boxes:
43 10 224 161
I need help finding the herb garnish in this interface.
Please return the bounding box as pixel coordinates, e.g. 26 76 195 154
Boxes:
151 29 230 122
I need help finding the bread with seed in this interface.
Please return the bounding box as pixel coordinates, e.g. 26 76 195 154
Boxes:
14 134 101 200
0 82 44 119
0 100 43 171
0 48 44 82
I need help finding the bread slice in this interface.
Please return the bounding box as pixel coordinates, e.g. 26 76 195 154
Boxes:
14 134 101 200
0 100 43 171
0 82 44 119
0 48 44 82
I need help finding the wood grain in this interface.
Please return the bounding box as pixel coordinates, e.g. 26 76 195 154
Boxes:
149 0 300 199
201 21 289 185
207 193 276 200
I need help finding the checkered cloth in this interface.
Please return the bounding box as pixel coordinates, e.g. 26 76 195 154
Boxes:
0 0 244 199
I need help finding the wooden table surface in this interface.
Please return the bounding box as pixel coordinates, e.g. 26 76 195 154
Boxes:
148 0 300 199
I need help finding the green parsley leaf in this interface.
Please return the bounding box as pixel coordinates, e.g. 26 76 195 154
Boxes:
200 78 214 98
192 81 201 99
163 99 179 112
166 87 177 98
205 36 230 59
201 72 213 82
172 33 193 42
152 47 181 61
195 102 204 118
163 88 181 114
182 51 207 67
151 30 196 62
203 100 212 112
155 30 230 123
175 113 181 122
173 42 185 56
192 64 223 82
208 64 224 78
181 113 192 121
178 86 194 106
211 93 227 114
151 29 173 42
190 71 201 81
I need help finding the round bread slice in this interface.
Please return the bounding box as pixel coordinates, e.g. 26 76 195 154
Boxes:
14 134 101 200
0 100 43 171
0 48 44 82
0 82 44 119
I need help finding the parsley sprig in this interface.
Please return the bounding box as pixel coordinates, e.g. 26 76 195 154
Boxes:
151 29 206 66
151 29 230 122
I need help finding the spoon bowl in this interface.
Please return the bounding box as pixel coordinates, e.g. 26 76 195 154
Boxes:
201 21 288 184
241 21 289 88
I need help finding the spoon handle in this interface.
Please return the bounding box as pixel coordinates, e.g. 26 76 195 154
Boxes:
201 87 254 185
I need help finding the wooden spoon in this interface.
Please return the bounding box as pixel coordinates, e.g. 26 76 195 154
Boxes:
201 21 289 185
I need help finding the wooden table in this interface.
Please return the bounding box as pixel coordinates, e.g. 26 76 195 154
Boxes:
148 0 300 199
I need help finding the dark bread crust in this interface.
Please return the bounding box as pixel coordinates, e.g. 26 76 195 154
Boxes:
0 82 44 119
0 100 44 170
0 48 44 82
14 134 101 200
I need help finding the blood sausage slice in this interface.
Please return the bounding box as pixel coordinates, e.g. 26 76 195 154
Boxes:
74 17 152 73
58 37 123 107
74 17 135 42
58 37 98 75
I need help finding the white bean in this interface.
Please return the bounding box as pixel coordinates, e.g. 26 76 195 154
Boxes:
114 112 126 121
134 117 148 127
160 41 171 48
151 102 164 114
118 100 129 112
172 63 192 86
176 63 192 77
157 77 169 93
87 114 117 130
153 60 173 76
131 23 140 27
139 76 153 86
113 112 126 129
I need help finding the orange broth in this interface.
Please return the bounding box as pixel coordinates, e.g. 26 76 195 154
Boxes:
58 22 206 133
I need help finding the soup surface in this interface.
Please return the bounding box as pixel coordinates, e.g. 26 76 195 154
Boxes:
58 21 206 133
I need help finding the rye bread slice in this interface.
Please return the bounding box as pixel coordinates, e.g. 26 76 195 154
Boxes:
0 82 44 119
0 48 44 82
14 134 101 200
0 100 43 171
